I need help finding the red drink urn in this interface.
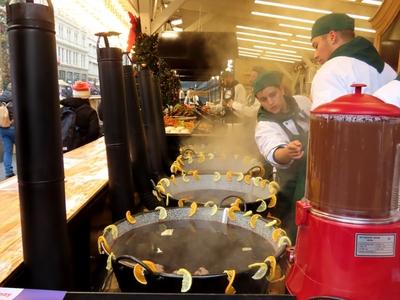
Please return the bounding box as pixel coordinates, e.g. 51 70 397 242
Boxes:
286 84 400 299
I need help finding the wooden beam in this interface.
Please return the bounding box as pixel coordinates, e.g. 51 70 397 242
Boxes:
128 0 139 16
150 0 187 34
138 0 152 34
185 13 214 32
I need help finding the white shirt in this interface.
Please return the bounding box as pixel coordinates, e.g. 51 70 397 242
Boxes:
311 56 397 110
255 95 311 168
373 79 400 108
184 95 199 105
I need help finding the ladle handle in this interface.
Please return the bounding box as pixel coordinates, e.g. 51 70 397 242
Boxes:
245 165 265 178
220 195 247 212
116 255 155 275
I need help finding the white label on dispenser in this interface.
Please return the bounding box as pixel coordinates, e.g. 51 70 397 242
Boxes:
355 233 396 257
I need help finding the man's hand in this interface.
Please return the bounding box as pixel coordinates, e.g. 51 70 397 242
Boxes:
273 140 304 164
286 140 304 159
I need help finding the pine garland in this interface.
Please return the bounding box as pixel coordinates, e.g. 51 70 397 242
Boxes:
133 32 181 106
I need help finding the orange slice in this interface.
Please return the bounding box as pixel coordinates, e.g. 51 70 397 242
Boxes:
248 262 268 280
265 219 277 227
244 174 252 185
207 153 215 160
256 199 267 213
152 190 163 202
188 202 198 217
103 224 119 239
249 214 261 229
272 228 287 242
106 252 115 271
226 171 233 182
228 205 241 221
223 269 236 295
252 176 263 186
204 201 218 216
235 172 244 182
268 194 277 208
126 211 137 224
243 210 253 217
260 179 269 188
213 171 221 182
182 173 190 182
264 256 277 281
155 184 166 195
133 260 157 285
178 198 186 207
198 152 206 163
176 268 192 293
155 206 167 220
278 236 292 247
97 235 111 254
170 174 176 185
158 178 171 187
269 181 280 194
230 198 241 209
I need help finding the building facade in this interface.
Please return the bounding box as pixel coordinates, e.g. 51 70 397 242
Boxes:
54 10 99 85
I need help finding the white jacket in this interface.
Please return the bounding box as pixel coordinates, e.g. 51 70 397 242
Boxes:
373 79 400 108
255 95 311 169
311 57 396 110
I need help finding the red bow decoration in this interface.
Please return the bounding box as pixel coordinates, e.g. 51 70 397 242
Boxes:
126 12 138 52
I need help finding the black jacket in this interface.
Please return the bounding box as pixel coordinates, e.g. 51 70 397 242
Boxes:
60 97 100 146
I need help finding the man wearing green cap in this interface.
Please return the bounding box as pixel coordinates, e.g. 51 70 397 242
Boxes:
374 74 400 107
310 13 396 109
254 71 311 241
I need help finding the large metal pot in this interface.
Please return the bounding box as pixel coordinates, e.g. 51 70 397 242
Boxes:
99 207 289 294
154 174 277 213
172 149 265 177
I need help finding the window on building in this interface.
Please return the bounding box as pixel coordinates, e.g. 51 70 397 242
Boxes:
73 52 78 65
59 70 66 80
74 32 78 43
74 73 80 82
81 54 86 68
58 24 64 39
67 28 71 41
66 71 73 83
61 48 65 63
81 74 87 81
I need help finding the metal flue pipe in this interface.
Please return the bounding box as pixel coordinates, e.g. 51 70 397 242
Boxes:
122 57 157 209
96 32 136 220
137 69 165 179
6 0 71 289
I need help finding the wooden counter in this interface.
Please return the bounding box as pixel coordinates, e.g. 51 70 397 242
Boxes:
0 137 108 285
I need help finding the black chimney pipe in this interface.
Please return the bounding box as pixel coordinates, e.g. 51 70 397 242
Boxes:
96 32 136 220
122 60 157 209
152 76 170 171
6 0 72 289
138 69 165 179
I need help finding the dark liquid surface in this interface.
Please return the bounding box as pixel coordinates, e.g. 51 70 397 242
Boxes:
307 115 400 218
112 220 274 274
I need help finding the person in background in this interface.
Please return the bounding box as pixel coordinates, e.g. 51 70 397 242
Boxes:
310 13 396 109
60 81 100 149
254 71 311 241
220 70 247 108
184 88 199 105
0 83 16 178
373 74 400 107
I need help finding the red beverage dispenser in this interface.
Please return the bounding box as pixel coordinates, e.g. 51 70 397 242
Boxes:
286 84 400 299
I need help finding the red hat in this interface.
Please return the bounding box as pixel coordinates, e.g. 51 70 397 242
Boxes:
72 81 90 98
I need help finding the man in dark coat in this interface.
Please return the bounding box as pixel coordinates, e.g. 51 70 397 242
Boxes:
60 81 100 150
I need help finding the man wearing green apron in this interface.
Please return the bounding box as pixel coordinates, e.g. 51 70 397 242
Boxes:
310 13 396 109
254 71 311 242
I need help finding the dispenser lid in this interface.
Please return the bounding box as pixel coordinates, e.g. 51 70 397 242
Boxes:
312 84 400 117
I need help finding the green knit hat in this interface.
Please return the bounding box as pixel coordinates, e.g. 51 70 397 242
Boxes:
311 13 354 40
253 71 283 94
